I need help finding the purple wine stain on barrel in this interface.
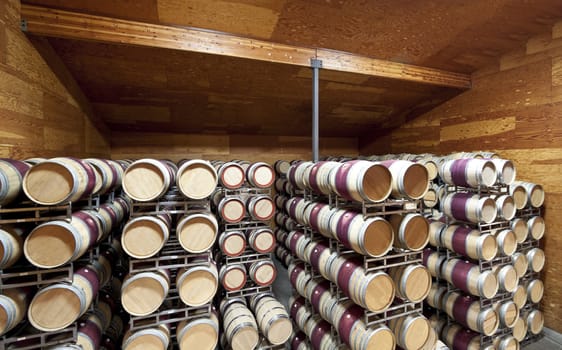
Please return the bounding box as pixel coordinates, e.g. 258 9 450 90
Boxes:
337 258 361 297
309 204 325 232
308 162 324 193
292 331 307 349
450 159 471 187
290 298 305 321
310 281 330 313
289 231 304 255
75 266 100 298
451 226 473 257
73 211 100 246
334 161 357 201
289 264 304 287
100 204 118 228
452 326 479 350
289 198 301 221
79 319 102 348
311 320 331 350
338 303 364 345
2 159 31 178
450 193 471 222
450 261 473 294
452 295 475 330
336 211 356 248
309 242 329 272
70 158 97 196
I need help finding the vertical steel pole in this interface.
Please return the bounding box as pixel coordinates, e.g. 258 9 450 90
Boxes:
311 58 322 162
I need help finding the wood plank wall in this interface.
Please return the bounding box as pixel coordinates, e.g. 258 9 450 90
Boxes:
111 131 358 164
360 22 562 332
0 0 109 159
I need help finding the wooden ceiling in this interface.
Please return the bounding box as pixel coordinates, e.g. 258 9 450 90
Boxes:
21 0 562 137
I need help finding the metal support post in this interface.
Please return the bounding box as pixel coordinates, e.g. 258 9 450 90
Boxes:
311 58 322 162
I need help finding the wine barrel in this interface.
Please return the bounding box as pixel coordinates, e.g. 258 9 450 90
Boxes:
306 315 332 350
389 213 430 251
29 265 99 331
512 252 529 279
307 241 334 280
177 312 219 350
308 161 340 195
426 284 447 309
24 210 102 268
214 162 244 189
77 313 103 350
441 192 497 224
422 248 446 278
494 300 519 328
335 258 395 312
346 309 395 350
335 211 394 257
512 285 527 309
527 216 545 240
247 195 275 221
388 313 431 350
217 196 246 223
23 157 96 205
417 158 439 181
121 213 171 259
428 313 446 336
442 323 484 350
0 287 30 335
526 248 546 273
443 291 499 335
514 181 544 208
389 264 432 302
176 159 218 199
176 262 218 307
177 211 218 253
122 159 175 202
511 316 527 342
121 270 169 316
511 218 528 243
330 160 392 203
423 186 439 208
493 194 516 220
428 219 446 247
492 264 519 292
0 158 30 205
526 279 544 304
246 227 275 253
440 158 497 188
122 324 170 350
219 230 247 257
84 158 121 195
94 293 115 333
0 225 24 269
441 225 497 261
274 160 290 176
251 295 292 345
288 161 314 191
246 162 275 188
492 159 516 185
380 160 430 199
522 309 544 335
291 331 309 350
223 300 259 350
442 259 499 298
509 183 528 209
97 203 119 240
495 229 517 256
219 263 247 291
249 260 277 286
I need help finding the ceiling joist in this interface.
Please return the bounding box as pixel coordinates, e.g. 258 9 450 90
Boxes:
21 4 471 89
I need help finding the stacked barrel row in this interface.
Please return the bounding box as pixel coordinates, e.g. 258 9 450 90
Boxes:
0 157 132 349
274 159 438 350
115 158 223 350
365 153 546 350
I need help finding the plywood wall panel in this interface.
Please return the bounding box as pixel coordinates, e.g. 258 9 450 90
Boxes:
360 23 562 332
111 132 358 164
0 0 109 159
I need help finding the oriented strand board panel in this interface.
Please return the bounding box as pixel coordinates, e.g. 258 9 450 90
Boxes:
111 132 358 164
0 0 109 159
360 22 562 332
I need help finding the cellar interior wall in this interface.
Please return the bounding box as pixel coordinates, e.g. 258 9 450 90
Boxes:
360 23 562 332
0 0 109 159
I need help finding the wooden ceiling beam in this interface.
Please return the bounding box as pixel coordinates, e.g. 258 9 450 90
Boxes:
21 4 471 89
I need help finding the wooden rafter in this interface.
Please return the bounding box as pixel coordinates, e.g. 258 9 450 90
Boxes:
21 4 471 89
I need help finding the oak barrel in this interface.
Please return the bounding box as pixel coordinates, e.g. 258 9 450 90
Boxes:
389 264 432 302
176 262 218 307
441 192 497 224
492 159 516 185
217 196 246 223
511 316 527 341
84 158 121 195
512 252 529 278
442 258 498 298
440 158 497 188
512 285 528 309
247 195 275 221
0 287 30 335
122 324 170 350
177 312 219 350
389 213 430 251
526 279 544 304
527 216 545 240
308 161 340 195
121 270 169 316
76 313 103 350
522 309 544 335
495 229 517 256
526 247 546 273
388 313 431 350
442 323 483 350
121 213 171 259
494 300 519 328
252 295 292 345
246 162 275 188
509 183 528 209
380 160 430 199
493 194 516 220
0 158 30 206
219 263 247 291
511 218 528 243
335 210 394 257
223 300 259 350
249 259 277 286
219 230 247 257
514 181 544 208
247 227 275 253
122 159 175 202
443 291 499 335
441 225 497 261
492 264 519 292
330 160 392 203
0 225 23 269
177 211 218 253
